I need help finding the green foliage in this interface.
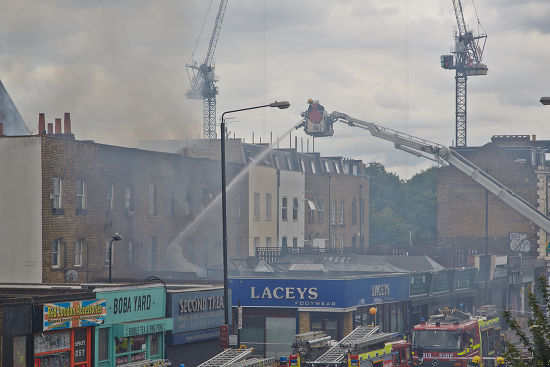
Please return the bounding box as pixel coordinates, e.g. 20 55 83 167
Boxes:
365 163 437 246
503 275 550 366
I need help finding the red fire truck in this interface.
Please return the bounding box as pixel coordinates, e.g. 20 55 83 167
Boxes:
411 306 501 367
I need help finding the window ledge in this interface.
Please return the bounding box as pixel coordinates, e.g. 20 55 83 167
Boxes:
52 208 65 215
76 208 87 215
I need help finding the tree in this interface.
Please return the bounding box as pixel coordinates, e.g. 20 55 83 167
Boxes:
503 274 550 366
365 162 437 246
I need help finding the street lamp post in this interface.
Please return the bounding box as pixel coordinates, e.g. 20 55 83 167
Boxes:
108 232 122 284
220 101 290 326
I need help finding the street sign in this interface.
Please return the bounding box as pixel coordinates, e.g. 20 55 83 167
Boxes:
219 324 229 348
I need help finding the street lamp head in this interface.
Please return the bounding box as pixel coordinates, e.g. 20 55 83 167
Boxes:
112 233 122 241
541 97 550 105
269 101 290 109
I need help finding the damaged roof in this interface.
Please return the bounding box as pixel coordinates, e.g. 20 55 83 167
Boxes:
0 80 30 136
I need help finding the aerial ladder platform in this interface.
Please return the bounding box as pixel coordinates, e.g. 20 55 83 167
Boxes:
309 325 397 365
197 348 275 367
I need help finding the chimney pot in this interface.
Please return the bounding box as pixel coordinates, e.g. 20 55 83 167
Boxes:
64 113 71 134
55 118 62 134
532 134 537 141
38 113 46 135
47 123 53 135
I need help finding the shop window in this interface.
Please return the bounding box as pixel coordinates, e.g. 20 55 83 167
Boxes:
326 320 338 340
115 336 146 365
98 328 109 361
266 317 295 358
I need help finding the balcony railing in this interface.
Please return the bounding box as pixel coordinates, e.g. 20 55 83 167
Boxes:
255 246 361 262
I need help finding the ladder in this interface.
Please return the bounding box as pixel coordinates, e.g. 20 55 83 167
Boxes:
341 331 397 351
231 357 277 367
311 326 379 364
197 348 253 367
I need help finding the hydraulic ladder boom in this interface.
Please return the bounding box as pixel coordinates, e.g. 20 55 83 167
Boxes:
328 111 550 235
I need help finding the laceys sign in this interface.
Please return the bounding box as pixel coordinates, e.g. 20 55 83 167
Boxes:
229 275 409 308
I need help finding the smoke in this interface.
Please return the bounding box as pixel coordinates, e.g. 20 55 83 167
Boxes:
0 1 206 145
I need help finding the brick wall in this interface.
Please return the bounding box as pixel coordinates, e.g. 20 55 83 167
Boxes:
342 311 354 337
41 135 248 283
298 311 310 333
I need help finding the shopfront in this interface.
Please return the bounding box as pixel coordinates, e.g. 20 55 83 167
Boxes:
165 288 226 366
229 275 410 358
94 285 173 367
33 299 106 367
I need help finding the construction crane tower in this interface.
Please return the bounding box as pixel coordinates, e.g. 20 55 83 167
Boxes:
441 0 487 147
186 0 229 139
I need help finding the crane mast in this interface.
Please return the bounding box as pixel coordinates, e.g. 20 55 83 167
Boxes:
186 0 229 139
441 0 487 147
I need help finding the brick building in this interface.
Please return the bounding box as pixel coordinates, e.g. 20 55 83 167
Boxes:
438 135 550 257
0 114 248 284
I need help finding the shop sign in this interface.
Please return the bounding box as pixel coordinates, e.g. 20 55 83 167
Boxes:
112 318 174 338
96 286 166 324
43 299 106 331
230 278 344 308
230 275 410 308
170 289 227 334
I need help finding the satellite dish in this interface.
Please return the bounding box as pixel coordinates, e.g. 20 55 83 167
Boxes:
65 269 79 283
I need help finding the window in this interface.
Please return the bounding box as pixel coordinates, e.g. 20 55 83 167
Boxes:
310 161 316 174
266 237 272 247
266 193 272 220
253 192 260 220
76 179 87 211
166 186 175 216
52 239 61 268
234 192 241 218
300 159 306 172
148 184 157 216
293 198 299 221
334 162 341 174
115 336 146 365
324 161 330 173
74 239 83 266
150 237 157 270
125 186 134 214
360 199 365 224
150 333 161 357
52 178 63 209
317 199 324 222
352 199 357 224
286 157 293 170
331 200 336 226
293 237 298 248
339 201 344 225
331 234 336 248
13 336 27 367
235 237 241 256
274 156 280 169
253 237 260 248
127 240 133 265
352 234 357 248
107 183 115 211
282 197 288 221
340 234 344 248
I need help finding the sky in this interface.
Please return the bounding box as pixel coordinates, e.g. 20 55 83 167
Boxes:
1 0 549 179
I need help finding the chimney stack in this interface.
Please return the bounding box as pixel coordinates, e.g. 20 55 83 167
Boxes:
64 113 71 134
38 113 46 135
47 123 53 135
55 118 62 134
532 134 537 141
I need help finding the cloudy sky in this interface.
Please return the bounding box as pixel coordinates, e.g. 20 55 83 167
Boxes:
1 0 549 178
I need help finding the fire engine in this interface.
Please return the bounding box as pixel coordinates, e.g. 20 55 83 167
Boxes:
411 305 501 367
285 326 412 367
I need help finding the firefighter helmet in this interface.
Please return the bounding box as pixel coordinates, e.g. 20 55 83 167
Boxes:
471 356 481 364
307 98 313 104
496 357 505 365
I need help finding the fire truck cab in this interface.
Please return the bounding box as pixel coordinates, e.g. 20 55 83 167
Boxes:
411 306 501 367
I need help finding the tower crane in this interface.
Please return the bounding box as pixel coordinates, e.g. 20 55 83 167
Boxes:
440 0 487 147
186 0 229 139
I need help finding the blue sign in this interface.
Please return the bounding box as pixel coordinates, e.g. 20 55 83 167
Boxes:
169 289 226 334
230 275 409 309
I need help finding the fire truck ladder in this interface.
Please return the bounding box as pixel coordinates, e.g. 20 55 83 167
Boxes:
340 330 398 351
293 331 332 353
231 357 277 367
310 326 380 365
197 348 253 367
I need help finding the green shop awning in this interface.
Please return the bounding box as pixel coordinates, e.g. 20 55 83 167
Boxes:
112 317 173 338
